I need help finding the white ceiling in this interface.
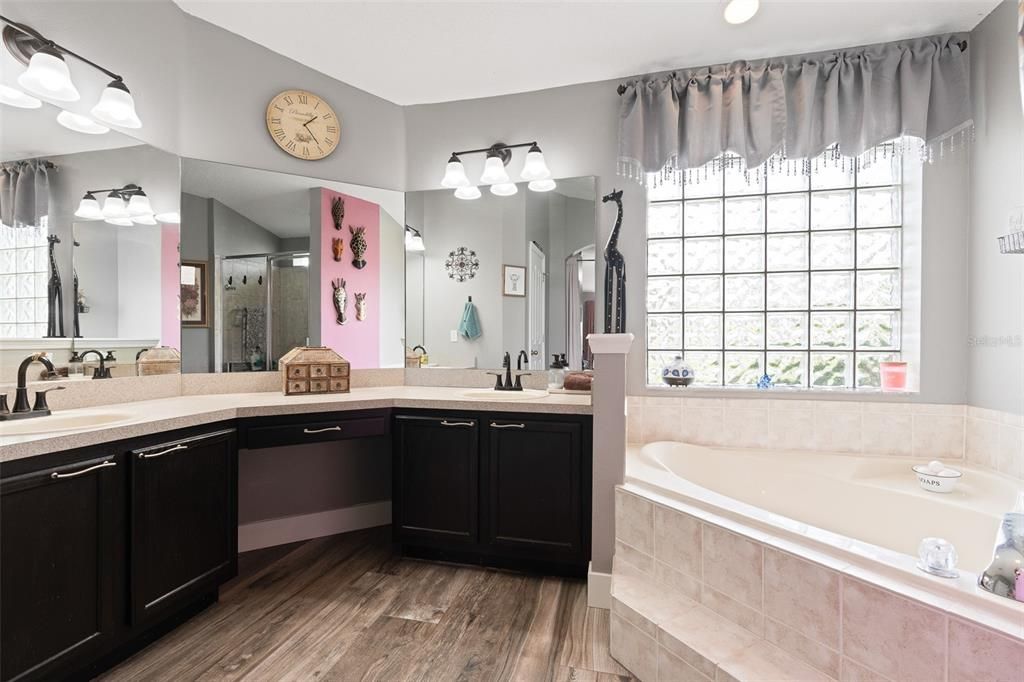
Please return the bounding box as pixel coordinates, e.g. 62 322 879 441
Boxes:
181 159 404 238
173 0 999 106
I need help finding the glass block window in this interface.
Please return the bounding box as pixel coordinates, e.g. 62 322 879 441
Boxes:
0 219 50 338
646 146 903 389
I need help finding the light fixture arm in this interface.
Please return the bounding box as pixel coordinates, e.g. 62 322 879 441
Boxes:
0 14 124 82
84 184 144 198
450 141 538 166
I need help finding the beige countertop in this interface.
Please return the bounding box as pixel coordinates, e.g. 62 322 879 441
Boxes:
0 386 591 462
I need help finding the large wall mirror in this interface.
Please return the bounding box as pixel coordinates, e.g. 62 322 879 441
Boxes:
0 97 180 382
405 177 596 371
179 160 405 373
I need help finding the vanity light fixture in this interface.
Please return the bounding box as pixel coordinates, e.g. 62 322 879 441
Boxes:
490 182 518 197
0 83 40 108
723 0 759 24
0 16 143 127
404 226 426 252
73 192 103 220
440 154 471 188
56 110 109 135
480 152 511 185
454 186 482 200
75 184 170 225
440 141 555 200
154 211 181 224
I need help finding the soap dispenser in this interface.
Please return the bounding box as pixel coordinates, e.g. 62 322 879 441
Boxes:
979 491 1024 602
548 354 565 390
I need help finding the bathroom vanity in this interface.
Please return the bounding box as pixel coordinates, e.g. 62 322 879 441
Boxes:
0 388 591 681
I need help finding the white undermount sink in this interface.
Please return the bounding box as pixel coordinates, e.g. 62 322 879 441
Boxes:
461 388 550 401
1 411 136 436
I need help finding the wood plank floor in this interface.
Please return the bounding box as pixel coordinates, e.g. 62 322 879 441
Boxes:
98 527 634 682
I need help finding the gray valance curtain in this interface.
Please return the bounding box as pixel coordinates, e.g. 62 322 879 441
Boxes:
617 33 972 178
0 160 55 228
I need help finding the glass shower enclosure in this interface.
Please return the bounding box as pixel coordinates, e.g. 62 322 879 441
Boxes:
219 251 309 371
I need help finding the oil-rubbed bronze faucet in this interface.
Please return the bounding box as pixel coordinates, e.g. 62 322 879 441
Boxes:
487 351 531 391
0 353 64 421
79 349 111 379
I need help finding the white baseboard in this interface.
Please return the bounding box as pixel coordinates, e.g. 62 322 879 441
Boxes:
587 563 612 609
237 500 392 552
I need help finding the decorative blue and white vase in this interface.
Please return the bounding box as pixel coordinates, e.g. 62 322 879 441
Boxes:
757 373 774 389
662 355 695 387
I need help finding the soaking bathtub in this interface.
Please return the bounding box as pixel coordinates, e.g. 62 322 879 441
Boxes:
622 441 1024 641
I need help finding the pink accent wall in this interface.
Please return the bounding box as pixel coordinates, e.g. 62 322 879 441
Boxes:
161 224 181 350
319 189 380 368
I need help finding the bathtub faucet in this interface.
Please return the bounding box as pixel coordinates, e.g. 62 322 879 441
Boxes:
978 491 1024 603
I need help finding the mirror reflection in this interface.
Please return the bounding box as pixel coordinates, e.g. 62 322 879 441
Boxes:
405 176 596 371
179 159 406 373
0 96 180 382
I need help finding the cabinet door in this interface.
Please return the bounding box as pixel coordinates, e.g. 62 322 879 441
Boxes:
1 455 121 682
485 419 584 559
130 429 237 625
393 415 478 546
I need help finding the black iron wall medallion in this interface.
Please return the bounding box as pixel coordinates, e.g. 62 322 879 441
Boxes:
445 246 479 282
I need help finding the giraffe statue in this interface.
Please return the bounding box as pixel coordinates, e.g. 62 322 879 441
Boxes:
45 234 65 338
601 189 626 334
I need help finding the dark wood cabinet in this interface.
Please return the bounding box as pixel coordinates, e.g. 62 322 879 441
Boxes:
484 418 584 559
130 429 237 626
393 415 479 546
392 410 591 575
1 454 122 682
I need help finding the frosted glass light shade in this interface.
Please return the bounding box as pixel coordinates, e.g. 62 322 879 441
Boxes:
528 179 557 192
480 155 510 185
74 193 103 220
56 110 109 135
405 231 425 252
91 80 142 129
520 144 551 181
490 182 518 197
440 155 470 188
155 211 181 223
131 213 157 225
18 46 80 102
105 217 133 227
127 191 152 216
101 194 129 219
0 84 41 109
454 186 482 200
723 0 759 24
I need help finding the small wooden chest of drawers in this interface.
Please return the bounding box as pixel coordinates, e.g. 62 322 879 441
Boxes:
279 346 350 395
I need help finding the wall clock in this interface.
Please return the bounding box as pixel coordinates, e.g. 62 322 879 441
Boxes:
265 89 340 160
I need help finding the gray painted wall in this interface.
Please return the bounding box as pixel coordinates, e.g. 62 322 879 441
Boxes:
180 192 214 373
404 72 975 403
968 0 1024 416
212 200 283 257
3 0 405 192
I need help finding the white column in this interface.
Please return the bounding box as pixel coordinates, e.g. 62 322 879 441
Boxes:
585 332 633 608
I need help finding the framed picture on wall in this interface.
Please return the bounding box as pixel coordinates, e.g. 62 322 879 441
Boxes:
502 265 526 297
180 260 209 327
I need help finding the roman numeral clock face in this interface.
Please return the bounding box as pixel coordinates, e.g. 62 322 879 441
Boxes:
265 90 340 160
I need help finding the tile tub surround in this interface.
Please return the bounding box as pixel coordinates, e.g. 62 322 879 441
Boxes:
0 385 591 461
626 396 1024 480
611 487 1024 682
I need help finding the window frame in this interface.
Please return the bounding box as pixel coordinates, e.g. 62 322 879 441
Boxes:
644 150 906 390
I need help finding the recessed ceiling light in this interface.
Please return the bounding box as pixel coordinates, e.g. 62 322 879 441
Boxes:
723 0 759 24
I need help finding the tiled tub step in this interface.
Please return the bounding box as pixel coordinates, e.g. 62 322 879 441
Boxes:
610 564 830 682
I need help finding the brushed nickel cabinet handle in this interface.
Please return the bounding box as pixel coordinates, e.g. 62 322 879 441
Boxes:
440 420 475 427
303 426 342 434
490 422 526 429
138 443 188 459
51 460 116 479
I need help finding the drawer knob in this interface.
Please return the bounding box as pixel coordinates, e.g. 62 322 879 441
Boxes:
303 426 342 434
